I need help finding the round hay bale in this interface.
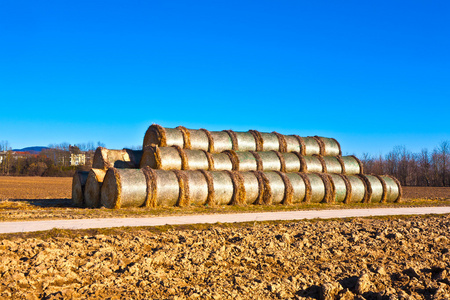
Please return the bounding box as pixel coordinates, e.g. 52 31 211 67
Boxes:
143 124 184 149
263 172 286 204
72 171 89 207
189 128 209 151
364 175 384 203
335 156 346 175
275 171 293 205
374 175 388 203
286 173 307 203
185 149 210 170
225 170 246 205
210 171 234 205
322 156 343 174
176 126 192 149
381 175 402 203
283 152 301 172
328 174 348 203
249 151 264 171
260 132 280 151
357 174 372 203
316 137 341 156
249 130 263 151
210 131 233 153
210 153 233 171
274 151 287 173
223 130 238 151
312 136 326 155
142 167 157 207
296 173 312 203
306 173 326 203
273 132 287 152
185 171 209 205
346 175 366 203
315 173 333 203
84 169 107 208
199 170 215 206
284 135 301 153
173 170 190 207
303 137 321 155
235 132 257 151
199 128 214 152
100 168 147 209
142 146 182 170
154 170 179 207
341 156 363 175
201 150 215 170
251 171 265 204
313 154 328 173
259 151 282 172
235 151 258 171
241 171 260 204
223 150 239 170
303 155 324 173
293 135 307 155
93 147 137 169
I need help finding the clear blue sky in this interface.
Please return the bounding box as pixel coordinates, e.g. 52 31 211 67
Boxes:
1 1 449 156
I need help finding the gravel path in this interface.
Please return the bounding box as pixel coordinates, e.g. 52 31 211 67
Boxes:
1 206 450 234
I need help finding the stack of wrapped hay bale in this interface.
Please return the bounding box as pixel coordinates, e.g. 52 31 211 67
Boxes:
72 124 402 209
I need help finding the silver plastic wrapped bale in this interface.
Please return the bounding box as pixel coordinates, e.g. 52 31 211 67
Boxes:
152 169 181 207
322 156 342 174
305 173 326 203
210 171 234 205
260 132 280 151
302 137 322 155
143 124 184 148
316 137 341 156
84 169 107 208
283 152 301 172
259 151 282 172
302 155 324 173
284 135 302 153
101 168 148 209
140 147 182 170
341 155 363 175
241 172 260 205
286 173 307 203
185 171 209 206
210 131 233 153
235 132 257 151
328 174 349 203
380 175 402 202
93 147 141 169
235 151 259 171
72 171 89 207
211 153 233 171
363 175 385 203
346 175 367 203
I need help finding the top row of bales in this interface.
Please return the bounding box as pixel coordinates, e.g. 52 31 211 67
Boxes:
143 125 342 156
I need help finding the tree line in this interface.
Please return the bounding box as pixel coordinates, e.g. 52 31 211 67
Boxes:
361 141 449 187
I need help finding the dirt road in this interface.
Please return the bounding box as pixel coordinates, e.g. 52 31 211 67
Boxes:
1 206 449 234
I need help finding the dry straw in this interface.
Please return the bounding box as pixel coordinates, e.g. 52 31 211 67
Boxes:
84 169 106 208
72 171 89 207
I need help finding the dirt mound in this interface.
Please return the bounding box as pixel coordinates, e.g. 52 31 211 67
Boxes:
1 215 449 299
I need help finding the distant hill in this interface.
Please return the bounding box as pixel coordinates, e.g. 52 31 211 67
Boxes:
12 146 49 154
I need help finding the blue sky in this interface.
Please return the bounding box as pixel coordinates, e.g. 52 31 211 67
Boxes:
1 1 449 156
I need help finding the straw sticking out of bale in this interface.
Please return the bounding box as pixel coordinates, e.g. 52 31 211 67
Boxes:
274 151 287 173
199 128 214 153
249 130 263 151
177 126 192 149
173 170 190 207
142 167 157 208
250 151 264 171
316 137 341 156
296 173 312 203
312 136 326 155
328 174 348 203
226 170 246 205
346 175 366 203
374 175 388 203
72 171 89 207
273 132 287 152
84 169 106 208
293 135 306 155
275 171 293 205
314 154 328 173
251 171 265 205
316 173 333 203
199 170 215 206
358 174 372 203
223 150 239 170
223 130 238 151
